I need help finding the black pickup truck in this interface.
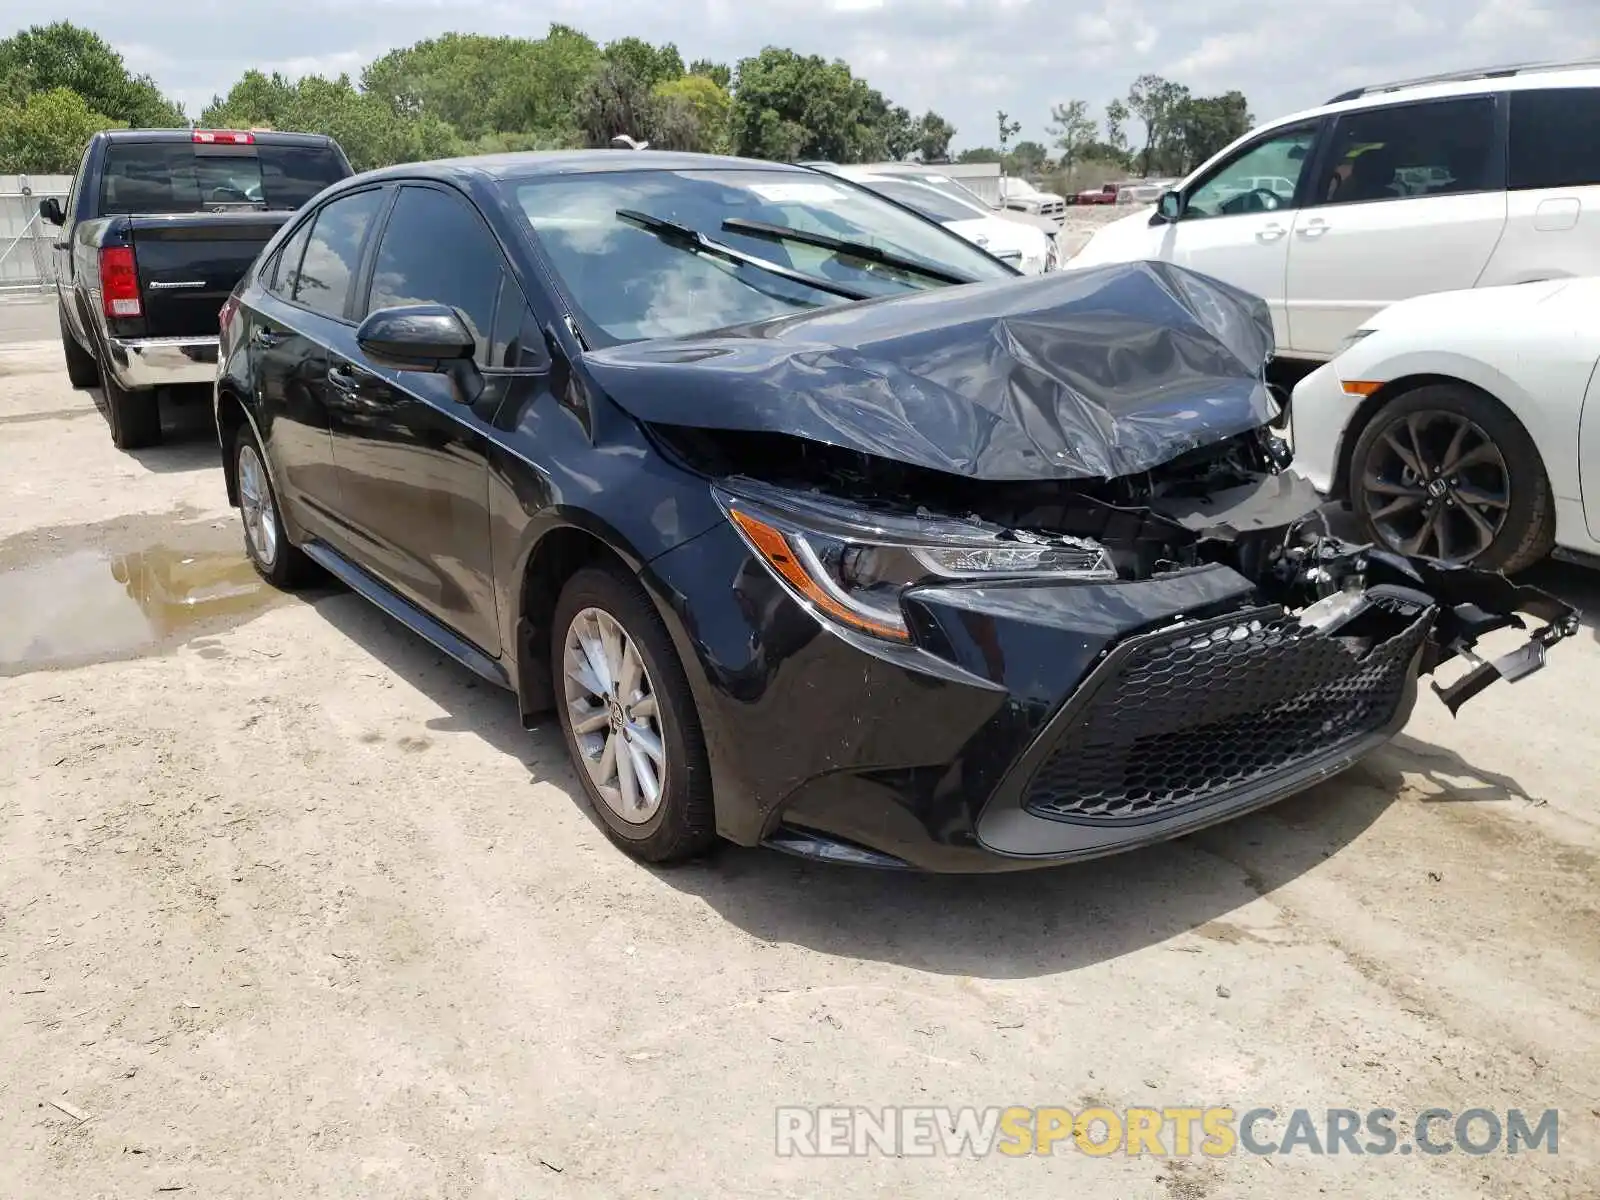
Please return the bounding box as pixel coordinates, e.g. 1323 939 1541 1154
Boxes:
39 128 353 448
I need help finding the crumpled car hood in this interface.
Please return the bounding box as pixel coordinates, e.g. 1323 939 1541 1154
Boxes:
581 259 1277 481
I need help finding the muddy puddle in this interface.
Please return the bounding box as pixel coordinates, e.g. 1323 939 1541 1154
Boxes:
0 516 290 674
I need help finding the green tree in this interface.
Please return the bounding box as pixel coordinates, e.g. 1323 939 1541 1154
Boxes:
202 71 457 171
0 86 123 172
688 59 732 90
1126 73 1190 175
996 110 1021 157
0 22 182 127
729 48 891 162
574 58 656 147
654 74 731 152
1045 99 1095 170
1007 139 1049 175
359 26 599 146
1104 98 1131 159
1170 91 1252 171
914 111 955 162
878 104 915 160
602 37 684 91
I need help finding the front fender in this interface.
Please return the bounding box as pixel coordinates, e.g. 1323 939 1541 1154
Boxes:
1341 347 1583 502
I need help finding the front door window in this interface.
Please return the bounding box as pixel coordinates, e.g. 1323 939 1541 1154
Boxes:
1184 128 1319 219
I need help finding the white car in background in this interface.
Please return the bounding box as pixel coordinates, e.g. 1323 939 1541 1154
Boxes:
1291 277 1600 573
1067 60 1600 365
834 169 1057 274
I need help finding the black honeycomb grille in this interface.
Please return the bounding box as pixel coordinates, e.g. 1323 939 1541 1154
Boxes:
1022 605 1432 826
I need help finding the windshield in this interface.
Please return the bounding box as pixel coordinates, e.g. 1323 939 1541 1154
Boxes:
864 178 986 224
99 141 347 215
918 175 996 208
507 168 1012 345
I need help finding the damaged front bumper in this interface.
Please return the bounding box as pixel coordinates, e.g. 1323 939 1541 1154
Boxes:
644 472 1578 873
975 547 1577 864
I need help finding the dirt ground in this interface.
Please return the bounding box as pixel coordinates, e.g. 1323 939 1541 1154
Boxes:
2 300 1598 1199
1054 203 1129 257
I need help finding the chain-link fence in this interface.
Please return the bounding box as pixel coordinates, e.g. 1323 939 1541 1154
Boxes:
1 175 71 293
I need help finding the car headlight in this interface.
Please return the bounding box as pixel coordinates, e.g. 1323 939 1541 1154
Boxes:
1333 328 1374 356
715 481 1116 643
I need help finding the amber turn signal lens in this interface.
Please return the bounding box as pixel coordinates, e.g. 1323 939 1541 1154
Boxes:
727 508 911 642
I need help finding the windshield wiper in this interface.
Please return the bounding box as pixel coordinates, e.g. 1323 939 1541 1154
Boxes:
615 210 870 302
719 218 976 287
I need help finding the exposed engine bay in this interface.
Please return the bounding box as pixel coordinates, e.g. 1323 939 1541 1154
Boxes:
652 421 1580 714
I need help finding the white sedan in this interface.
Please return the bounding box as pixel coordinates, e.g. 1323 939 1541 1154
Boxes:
1291 278 1600 573
833 170 1057 274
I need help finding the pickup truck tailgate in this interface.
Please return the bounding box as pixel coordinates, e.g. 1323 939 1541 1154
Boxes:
130 213 289 338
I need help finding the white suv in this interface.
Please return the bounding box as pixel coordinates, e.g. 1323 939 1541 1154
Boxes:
1067 60 1600 363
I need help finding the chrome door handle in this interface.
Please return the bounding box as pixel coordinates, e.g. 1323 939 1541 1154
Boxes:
1256 223 1287 243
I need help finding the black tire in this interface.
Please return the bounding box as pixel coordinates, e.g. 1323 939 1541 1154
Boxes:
102 373 162 450
1349 383 1554 574
58 306 100 389
551 564 717 863
233 421 314 588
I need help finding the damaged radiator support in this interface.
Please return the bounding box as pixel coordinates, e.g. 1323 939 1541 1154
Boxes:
651 422 1579 717
1140 462 1580 717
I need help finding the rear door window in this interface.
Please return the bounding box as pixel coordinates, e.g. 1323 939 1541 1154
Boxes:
98 140 347 215
1314 98 1499 206
292 188 387 320
1509 88 1600 190
268 219 314 298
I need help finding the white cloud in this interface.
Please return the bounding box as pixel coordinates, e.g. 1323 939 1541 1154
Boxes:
7 0 1588 150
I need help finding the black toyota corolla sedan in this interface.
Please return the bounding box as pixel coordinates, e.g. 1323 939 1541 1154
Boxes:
214 150 1575 872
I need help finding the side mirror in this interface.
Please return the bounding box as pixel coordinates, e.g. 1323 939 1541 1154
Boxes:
1155 190 1183 223
356 304 476 372
38 197 64 226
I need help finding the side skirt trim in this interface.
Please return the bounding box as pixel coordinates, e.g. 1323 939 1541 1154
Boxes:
301 539 511 690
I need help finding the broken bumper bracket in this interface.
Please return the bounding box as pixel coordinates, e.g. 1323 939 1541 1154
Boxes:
1363 548 1581 716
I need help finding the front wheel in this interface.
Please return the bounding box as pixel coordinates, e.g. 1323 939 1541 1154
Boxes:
1349 383 1554 573
551 564 716 863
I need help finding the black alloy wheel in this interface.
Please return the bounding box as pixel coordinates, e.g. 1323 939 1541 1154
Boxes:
1350 383 1554 573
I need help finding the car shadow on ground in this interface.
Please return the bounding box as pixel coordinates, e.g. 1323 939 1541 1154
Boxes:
92 386 221 474
297 572 1544 980
305 586 571 773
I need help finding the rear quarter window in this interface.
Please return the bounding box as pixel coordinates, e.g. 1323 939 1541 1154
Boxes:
1509 88 1600 191
99 141 347 215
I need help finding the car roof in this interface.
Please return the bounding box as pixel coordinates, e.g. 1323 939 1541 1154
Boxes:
1265 61 1600 133
355 149 813 185
100 128 335 147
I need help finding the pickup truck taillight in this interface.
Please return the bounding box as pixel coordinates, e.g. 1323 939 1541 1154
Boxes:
99 246 142 318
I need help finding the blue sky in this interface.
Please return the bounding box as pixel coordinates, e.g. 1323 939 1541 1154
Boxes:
17 0 1595 151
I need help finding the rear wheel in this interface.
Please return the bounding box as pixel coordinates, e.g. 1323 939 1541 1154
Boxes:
58 306 100 389
1349 383 1554 573
103 374 162 450
551 564 716 863
234 422 313 588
